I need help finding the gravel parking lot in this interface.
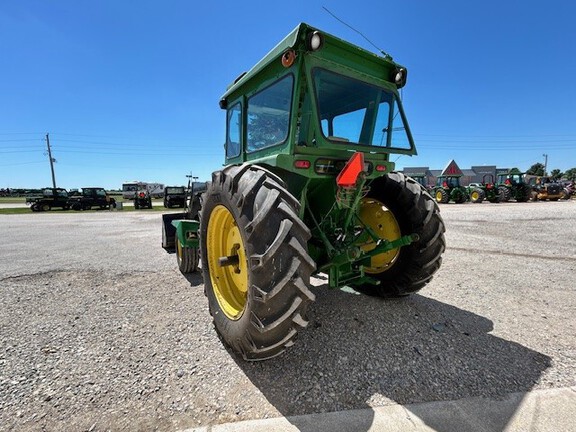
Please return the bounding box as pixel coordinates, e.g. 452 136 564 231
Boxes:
1 201 575 431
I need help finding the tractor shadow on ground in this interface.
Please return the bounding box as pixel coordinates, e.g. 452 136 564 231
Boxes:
234 285 551 432
181 272 204 287
163 248 204 287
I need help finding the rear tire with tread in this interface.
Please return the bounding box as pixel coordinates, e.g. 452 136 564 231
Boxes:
499 186 511 202
357 173 446 297
200 164 316 360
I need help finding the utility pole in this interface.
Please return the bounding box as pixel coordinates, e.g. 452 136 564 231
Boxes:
46 133 57 189
185 173 198 213
542 153 548 177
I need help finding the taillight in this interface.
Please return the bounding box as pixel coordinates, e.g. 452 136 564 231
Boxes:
294 160 311 169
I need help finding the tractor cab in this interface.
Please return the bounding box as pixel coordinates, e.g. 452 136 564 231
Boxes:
220 23 415 180
436 176 461 188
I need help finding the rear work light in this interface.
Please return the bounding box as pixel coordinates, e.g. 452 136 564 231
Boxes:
307 31 324 51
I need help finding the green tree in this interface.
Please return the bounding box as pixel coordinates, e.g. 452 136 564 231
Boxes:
526 162 545 176
564 168 576 181
550 169 563 180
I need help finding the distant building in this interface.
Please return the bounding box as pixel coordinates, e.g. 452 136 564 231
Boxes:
402 164 512 186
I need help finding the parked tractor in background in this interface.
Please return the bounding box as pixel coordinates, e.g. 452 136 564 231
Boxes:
433 176 468 203
409 174 430 191
163 186 187 208
134 189 153 209
162 23 446 360
26 188 70 211
432 160 467 204
497 168 531 202
468 174 500 203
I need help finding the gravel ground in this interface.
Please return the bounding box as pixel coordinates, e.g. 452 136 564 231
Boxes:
1 201 575 431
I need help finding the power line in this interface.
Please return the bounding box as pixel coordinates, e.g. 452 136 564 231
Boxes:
0 160 45 167
0 150 47 154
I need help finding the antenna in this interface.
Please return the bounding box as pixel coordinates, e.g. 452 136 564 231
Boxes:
322 6 392 60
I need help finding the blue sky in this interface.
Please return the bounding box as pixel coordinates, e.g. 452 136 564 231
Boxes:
1 0 575 189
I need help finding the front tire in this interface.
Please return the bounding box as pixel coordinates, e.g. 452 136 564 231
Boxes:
470 188 485 203
357 173 446 297
175 233 198 273
434 188 449 204
200 165 316 360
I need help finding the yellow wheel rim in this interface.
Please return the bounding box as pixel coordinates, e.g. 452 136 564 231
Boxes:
435 190 443 202
358 198 401 274
206 205 248 320
471 191 479 201
176 237 183 260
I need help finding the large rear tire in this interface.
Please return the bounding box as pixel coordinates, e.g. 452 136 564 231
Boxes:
499 186 511 202
200 164 316 360
357 173 446 297
516 184 531 202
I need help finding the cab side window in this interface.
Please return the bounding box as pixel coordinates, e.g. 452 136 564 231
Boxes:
226 103 242 158
246 75 293 152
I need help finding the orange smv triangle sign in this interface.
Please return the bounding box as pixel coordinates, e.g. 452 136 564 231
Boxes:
337 152 365 186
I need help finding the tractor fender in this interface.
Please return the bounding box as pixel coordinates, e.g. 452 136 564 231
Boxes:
172 219 200 249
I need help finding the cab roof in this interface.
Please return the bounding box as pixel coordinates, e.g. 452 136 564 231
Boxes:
220 22 405 103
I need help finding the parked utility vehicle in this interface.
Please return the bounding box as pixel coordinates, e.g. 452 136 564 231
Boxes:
27 188 70 211
163 186 187 208
69 188 116 210
162 23 446 360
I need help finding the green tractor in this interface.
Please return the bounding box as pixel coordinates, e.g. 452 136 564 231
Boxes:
406 172 430 190
468 174 501 203
497 168 531 202
432 160 468 204
163 23 445 360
